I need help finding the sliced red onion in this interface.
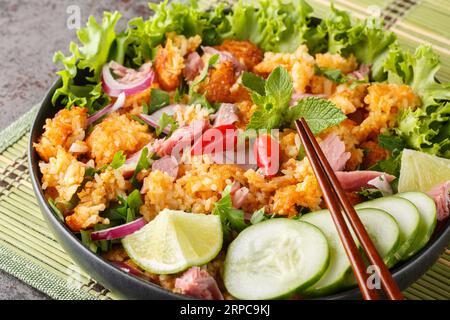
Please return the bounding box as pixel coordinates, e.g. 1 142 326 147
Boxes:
90 218 146 241
102 62 155 97
87 92 126 125
349 64 371 81
69 141 88 153
138 104 185 135
367 174 393 195
231 187 249 209
112 262 151 281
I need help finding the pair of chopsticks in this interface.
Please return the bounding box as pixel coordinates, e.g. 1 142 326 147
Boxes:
295 118 403 300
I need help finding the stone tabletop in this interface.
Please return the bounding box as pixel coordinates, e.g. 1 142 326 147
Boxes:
0 0 153 300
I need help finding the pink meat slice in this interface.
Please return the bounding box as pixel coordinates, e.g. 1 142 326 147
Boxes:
175 267 224 300
335 171 396 192
184 52 204 81
229 182 249 209
155 119 209 157
151 156 179 179
319 134 351 172
213 103 239 127
427 181 450 221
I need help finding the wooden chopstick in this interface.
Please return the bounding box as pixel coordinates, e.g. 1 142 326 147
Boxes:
295 118 404 300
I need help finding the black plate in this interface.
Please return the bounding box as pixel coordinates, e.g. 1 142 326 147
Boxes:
28 78 450 300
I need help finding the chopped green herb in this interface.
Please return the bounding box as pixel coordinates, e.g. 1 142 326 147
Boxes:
156 113 179 136
250 208 266 225
212 185 248 240
314 65 346 84
131 114 147 126
130 147 151 188
149 88 170 113
190 54 219 91
358 188 384 201
48 198 64 221
80 230 98 253
109 151 126 169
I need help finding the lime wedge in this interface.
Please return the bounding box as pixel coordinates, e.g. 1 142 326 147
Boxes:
122 209 223 274
398 149 450 193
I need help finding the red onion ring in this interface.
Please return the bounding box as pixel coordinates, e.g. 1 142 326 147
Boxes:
102 62 155 97
138 104 184 135
87 92 126 125
90 217 146 241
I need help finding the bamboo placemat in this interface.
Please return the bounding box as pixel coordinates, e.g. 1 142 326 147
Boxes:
0 0 449 300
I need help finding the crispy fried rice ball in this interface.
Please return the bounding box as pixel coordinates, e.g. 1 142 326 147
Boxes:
315 53 358 74
254 45 315 94
215 40 263 70
154 33 202 91
353 83 420 141
66 168 128 231
86 113 152 167
34 107 87 162
39 147 85 203
154 39 185 91
200 61 250 104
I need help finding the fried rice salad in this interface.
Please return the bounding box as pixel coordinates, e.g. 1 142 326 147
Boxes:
34 0 450 300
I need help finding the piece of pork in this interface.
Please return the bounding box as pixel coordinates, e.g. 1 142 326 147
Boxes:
184 51 204 81
319 134 351 172
175 267 224 300
427 181 450 221
335 171 396 192
151 156 179 179
213 103 239 127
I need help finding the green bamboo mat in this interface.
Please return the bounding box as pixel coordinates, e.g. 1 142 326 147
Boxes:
0 0 449 300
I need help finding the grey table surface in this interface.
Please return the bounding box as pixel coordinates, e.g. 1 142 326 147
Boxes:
0 0 154 300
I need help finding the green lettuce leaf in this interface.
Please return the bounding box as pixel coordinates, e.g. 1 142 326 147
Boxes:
382 44 450 158
53 12 121 110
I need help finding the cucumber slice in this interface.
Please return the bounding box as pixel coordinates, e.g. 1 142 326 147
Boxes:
300 208 399 296
223 219 329 300
396 192 437 259
357 208 400 263
356 196 420 264
300 210 356 296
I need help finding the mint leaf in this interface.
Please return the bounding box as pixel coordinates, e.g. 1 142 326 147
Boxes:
149 88 170 113
265 66 293 109
245 66 294 130
242 72 266 95
288 97 346 134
